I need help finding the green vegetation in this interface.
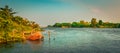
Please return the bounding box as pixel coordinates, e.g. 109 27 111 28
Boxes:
0 5 41 43
50 18 120 28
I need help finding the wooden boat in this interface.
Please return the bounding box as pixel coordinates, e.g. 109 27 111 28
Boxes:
26 32 44 41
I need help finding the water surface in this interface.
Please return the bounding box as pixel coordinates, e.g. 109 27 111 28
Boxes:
0 28 120 53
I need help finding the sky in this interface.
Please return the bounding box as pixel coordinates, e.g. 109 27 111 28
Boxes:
0 0 120 26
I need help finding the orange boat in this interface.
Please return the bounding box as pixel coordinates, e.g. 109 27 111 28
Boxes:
27 32 44 41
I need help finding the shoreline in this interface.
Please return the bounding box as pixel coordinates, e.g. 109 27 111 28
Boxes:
0 30 44 44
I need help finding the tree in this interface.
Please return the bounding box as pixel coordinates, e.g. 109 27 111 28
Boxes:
79 20 86 27
62 23 71 27
99 20 103 25
71 22 78 27
80 20 85 24
118 24 120 28
48 25 52 27
0 20 13 42
91 18 97 27
0 5 41 43
0 5 16 19
53 23 62 27
12 16 23 24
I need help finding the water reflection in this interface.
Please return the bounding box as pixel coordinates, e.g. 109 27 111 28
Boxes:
27 40 43 51
0 43 14 48
1 28 120 53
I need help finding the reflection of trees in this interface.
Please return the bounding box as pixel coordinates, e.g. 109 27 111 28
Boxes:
0 42 15 48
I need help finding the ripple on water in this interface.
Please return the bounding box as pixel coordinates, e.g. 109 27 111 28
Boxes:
0 28 120 53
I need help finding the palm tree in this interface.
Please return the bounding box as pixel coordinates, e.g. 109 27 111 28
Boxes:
0 5 16 19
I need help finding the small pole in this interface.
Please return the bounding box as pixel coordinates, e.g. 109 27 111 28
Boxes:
48 31 50 40
53 35 55 40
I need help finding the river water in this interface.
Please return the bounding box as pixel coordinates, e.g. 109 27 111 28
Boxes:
0 28 120 53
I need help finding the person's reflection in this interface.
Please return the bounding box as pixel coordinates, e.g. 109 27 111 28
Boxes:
29 40 43 51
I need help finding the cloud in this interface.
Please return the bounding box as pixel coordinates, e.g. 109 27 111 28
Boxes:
91 8 101 14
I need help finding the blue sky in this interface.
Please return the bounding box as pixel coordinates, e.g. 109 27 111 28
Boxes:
0 0 120 26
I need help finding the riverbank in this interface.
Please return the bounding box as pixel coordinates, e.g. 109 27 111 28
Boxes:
0 6 43 44
0 30 44 44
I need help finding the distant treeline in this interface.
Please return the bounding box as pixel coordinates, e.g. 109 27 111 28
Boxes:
0 5 41 43
48 18 120 28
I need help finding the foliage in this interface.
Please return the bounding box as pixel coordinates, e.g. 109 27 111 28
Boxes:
90 18 97 27
0 5 41 43
98 20 103 25
118 24 120 28
53 23 62 27
50 18 120 28
62 23 71 27
71 22 78 27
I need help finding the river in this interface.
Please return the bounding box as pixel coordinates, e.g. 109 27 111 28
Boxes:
0 28 120 53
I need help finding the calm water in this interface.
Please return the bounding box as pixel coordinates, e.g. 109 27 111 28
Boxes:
0 28 120 53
